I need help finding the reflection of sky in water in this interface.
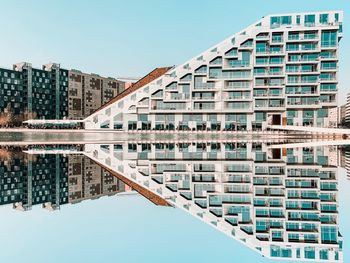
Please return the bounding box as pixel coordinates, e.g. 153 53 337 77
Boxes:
0 142 348 263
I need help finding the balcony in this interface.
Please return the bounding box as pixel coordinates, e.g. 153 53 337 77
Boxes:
209 71 252 80
321 42 337 49
256 48 284 56
254 71 284 77
165 93 190 101
194 82 216 90
226 61 250 69
319 77 337 83
271 36 283 43
193 102 216 110
254 101 285 110
255 81 285 87
192 95 216 101
224 95 251 101
287 35 318 41
225 82 251 90
285 69 319 75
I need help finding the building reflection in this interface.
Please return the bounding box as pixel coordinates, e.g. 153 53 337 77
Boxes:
0 148 129 211
0 141 347 262
67 155 130 204
83 142 344 262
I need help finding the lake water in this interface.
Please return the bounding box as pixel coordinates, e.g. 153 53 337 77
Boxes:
0 133 349 263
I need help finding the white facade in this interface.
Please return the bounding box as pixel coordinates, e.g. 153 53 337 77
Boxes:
84 11 343 132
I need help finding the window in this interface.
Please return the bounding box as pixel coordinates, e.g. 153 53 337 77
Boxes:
320 14 329 24
305 14 315 26
287 110 297 118
270 16 291 28
296 15 301 25
234 52 247 65
288 32 299 40
270 246 291 258
270 16 280 28
321 31 337 47
256 57 268 65
305 247 315 259
256 42 267 53
255 112 266 122
320 249 329 260
138 114 148 122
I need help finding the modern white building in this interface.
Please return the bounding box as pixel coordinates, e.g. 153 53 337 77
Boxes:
84 11 343 132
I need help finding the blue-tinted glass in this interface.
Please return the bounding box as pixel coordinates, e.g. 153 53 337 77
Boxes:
335 13 339 22
321 31 337 47
305 247 316 259
281 16 291 25
305 14 315 26
320 14 329 24
270 16 280 28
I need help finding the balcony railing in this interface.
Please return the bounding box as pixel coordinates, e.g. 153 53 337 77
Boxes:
226 83 251 89
227 61 250 68
194 82 215 89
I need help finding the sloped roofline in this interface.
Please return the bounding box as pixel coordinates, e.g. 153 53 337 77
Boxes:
86 66 173 118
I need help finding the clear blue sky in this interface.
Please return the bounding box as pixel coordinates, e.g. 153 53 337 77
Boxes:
0 0 349 103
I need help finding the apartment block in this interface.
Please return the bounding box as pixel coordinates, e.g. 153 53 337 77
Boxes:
85 11 343 131
3 154 70 211
68 70 125 119
0 63 68 122
0 151 127 210
0 63 125 125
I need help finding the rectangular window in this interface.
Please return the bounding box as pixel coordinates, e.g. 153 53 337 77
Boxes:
255 112 266 122
272 33 283 43
288 32 299 40
256 42 267 53
320 14 329 24
305 14 315 26
281 16 292 25
317 108 328 118
270 16 280 28
256 57 268 65
321 31 337 47
296 15 301 25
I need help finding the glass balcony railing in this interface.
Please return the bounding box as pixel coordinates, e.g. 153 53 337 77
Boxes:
271 36 283 43
226 82 250 89
321 42 337 48
194 82 215 89
227 61 250 68
210 72 251 79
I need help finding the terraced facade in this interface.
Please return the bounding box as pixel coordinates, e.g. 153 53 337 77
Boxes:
85 11 343 131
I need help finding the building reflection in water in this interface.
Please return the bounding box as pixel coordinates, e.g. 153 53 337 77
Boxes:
0 148 130 211
1 141 348 262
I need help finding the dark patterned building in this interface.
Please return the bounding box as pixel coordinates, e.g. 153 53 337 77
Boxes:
0 151 128 211
68 70 125 119
0 63 68 122
0 154 69 211
68 155 126 203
